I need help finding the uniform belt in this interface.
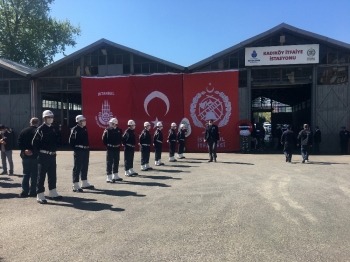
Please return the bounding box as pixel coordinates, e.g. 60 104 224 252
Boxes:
75 145 89 149
179 139 185 141
141 144 150 146
170 140 176 142
156 140 162 143
107 144 120 147
39 150 56 155
126 143 135 147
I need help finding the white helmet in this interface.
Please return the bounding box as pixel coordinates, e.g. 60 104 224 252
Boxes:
156 122 163 127
128 120 135 126
42 110 54 118
76 115 86 122
144 122 150 127
180 124 185 128
109 118 118 124
171 122 177 127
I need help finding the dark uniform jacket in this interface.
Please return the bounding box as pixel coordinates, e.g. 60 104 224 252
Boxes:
281 130 295 144
122 128 136 147
177 130 186 141
339 130 350 143
1 130 14 151
32 124 57 154
153 129 163 145
139 129 151 145
18 126 38 159
204 124 220 141
167 129 177 142
69 125 89 150
314 129 322 143
102 127 122 148
297 129 313 146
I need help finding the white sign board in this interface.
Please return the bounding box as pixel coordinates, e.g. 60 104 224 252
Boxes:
245 44 319 66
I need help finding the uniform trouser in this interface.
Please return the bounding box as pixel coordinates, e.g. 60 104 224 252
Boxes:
178 140 185 154
106 148 120 174
154 143 162 161
72 150 89 183
283 143 293 161
340 142 348 154
301 145 310 160
37 153 57 194
141 146 150 165
21 158 38 194
207 140 217 160
1 150 13 173
124 147 134 171
169 141 176 157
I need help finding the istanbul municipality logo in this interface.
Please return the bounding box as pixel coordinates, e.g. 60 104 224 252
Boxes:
248 50 260 63
95 100 114 128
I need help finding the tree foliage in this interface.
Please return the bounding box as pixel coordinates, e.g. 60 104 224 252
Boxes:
0 0 81 68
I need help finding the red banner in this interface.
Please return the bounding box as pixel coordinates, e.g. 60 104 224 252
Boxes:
183 71 239 152
130 74 184 151
81 76 132 149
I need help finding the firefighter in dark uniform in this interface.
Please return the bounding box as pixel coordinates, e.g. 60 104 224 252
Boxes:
177 123 186 159
122 120 138 177
18 117 40 198
281 125 295 162
297 124 313 163
69 115 94 192
204 117 220 162
153 122 164 166
139 121 152 171
32 110 62 204
339 126 350 154
167 122 177 162
102 117 123 183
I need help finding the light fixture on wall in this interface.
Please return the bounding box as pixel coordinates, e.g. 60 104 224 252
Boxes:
101 48 107 55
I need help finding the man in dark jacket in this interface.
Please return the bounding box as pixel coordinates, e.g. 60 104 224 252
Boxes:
102 117 123 182
167 122 177 162
339 126 350 154
17 118 40 197
153 122 164 166
69 115 94 192
122 120 138 177
313 126 322 154
0 125 14 175
281 125 295 162
204 118 220 162
297 124 313 163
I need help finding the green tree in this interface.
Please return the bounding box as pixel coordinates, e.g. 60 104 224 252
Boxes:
0 0 81 68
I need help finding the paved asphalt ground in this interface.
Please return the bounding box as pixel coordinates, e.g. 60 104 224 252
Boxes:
1 150 350 262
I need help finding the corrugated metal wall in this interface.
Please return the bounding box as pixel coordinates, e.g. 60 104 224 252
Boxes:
315 84 350 154
239 87 249 120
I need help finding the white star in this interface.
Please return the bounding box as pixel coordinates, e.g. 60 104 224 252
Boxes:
152 117 161 129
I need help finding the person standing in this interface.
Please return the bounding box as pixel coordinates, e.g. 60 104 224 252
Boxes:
102 118 123 183
313 126 322 154
139 122 152 171
167 122 177 162
297 124 313 163
32 110 62 204
153 122 164 166
273 125 283 151
69 115 94 192
177 124 186 159
339 126 350 155
281 125 295 162
0 125 14 175
122 120 138 177
204 118 220 162
17 118 40 197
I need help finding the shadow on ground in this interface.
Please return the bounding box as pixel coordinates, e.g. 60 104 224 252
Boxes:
47 196 125 212
138 175 182 180
152 169 190 174
0 193 19 199
88 188 146 197
220 161 254 165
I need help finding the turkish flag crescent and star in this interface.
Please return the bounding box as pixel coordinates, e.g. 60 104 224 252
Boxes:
130 74 184 151
81 76 132 149
183 71 239 152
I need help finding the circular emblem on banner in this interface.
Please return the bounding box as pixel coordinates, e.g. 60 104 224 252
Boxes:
95 100 114 128
190 84 231 128
307 48 316 57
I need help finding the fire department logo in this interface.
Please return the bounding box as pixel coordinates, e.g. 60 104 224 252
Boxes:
190 83 231 128
95 100 114 128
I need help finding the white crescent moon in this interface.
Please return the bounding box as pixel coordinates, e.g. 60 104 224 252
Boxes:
144 91 170 116
206 86 214 93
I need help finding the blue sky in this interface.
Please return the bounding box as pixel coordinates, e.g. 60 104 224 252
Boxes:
50 0 350 67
